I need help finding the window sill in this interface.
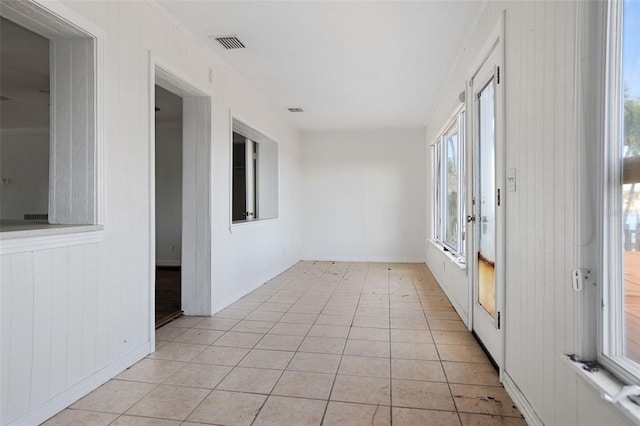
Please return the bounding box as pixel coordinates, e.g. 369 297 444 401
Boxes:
230 217 278 234
429 239 466 270
0 222 104 255
563 353 640 424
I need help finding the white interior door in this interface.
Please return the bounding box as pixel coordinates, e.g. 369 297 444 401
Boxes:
470 42 504 368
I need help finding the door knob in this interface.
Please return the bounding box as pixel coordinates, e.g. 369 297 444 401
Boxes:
466 215 476 223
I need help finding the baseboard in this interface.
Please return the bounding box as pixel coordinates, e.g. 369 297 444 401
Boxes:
213 258 300 313
9 342 152 426
503 371 543 426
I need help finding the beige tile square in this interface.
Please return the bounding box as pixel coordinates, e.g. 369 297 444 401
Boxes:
268 322 312 336
190 346 249 366
344 340 390 357
256 334 304 351
299 336 346 354
42 409 118 425
214 308 251 319
245 310 285 322
426 310 463 321
451 384 522 417
257 302 292 313
272 370 335 399
432 331 478 346
355 307 390 318
442 362 500 386
437 344 491 364
391 342 439 360
348 327 390 341
117 359 184 383
110 416 180 425
166 316 205 328
339 355 390 378
459 413 527 425
287 352 341 374
230 301 262 311
288 304 323 314
231 320 276 334
352 316 389 328
147 342 207 362
429 319 469 332
390 329 433 344
308 324 350 338
323 402 390 426
391 359 446 381
330 375 390 405
392 407 460 426
216 367 282 394
193 317 239 331
279 312 319 324
253 396 326 426
186 390 266 426
213 331 263 348
390 318 429 329
125 384 209 421
155 326 185 342
172 328 224 345
315 314 354 326
238 349 295 369
390 309 426 320
392 379 455 411
164 363 231 388
71 380 155 413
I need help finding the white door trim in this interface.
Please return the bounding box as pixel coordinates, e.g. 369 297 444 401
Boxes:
148 52 213 349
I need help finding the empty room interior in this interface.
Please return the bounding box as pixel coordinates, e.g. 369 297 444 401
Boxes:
1 0 640 425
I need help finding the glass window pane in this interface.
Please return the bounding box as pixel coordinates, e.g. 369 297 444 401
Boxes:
622 0 640 365
478 79 496 319
445 131 459 250
435 143 442 241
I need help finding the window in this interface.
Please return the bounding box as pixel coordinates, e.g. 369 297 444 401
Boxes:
432 107 466 259
602 0 640 385
231 119 279 223
0 4 100 234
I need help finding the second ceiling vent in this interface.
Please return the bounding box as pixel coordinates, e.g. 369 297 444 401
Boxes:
213 36 245 50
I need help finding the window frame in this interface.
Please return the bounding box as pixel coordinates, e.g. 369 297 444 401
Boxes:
600 0 640 387
0 0 105 239
432 105 466 260
229 117 280 228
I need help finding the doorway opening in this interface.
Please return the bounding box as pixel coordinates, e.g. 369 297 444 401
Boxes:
154 85 183 327
151 61 212 335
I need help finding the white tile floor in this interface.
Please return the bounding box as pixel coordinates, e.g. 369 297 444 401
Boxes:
43 261 525 425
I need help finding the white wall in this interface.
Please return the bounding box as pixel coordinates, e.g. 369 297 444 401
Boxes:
0 130 49 220
301 129 425 263
425 1 632 425
155 128 182 266
0 1 301 424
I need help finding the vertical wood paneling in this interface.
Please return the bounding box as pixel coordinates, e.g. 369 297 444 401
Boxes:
66 245 83 386
30 250 53 408
48 247 69 398
81 244 98 378
1 257 13 424
7 253 34 421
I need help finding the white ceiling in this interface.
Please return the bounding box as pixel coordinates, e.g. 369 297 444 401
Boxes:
157 1 485 131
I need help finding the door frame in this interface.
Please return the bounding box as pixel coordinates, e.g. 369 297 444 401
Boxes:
148 52 213 349
466 14 506 373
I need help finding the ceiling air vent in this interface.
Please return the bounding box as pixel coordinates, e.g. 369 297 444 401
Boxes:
214 36 245 50
288 108 304 113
